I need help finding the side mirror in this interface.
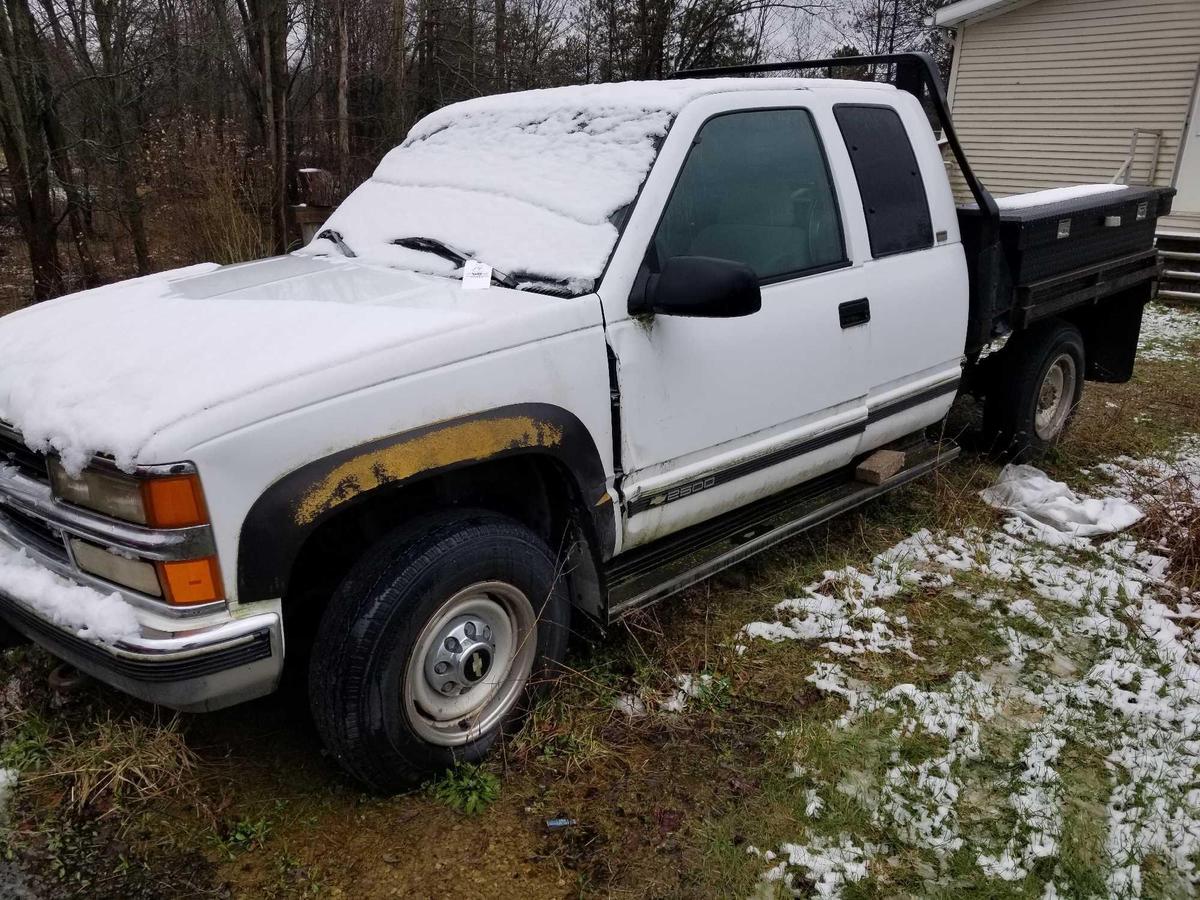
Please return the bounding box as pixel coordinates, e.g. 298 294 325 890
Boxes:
629 256 762 318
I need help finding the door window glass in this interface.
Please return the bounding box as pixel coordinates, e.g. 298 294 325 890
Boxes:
652 109 846 281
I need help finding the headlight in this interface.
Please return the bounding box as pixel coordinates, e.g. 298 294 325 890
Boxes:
48 460 148 524
49 460 222 604
47 460 208 528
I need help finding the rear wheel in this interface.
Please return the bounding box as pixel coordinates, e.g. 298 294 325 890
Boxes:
308 512 570 792
983 321 1085 460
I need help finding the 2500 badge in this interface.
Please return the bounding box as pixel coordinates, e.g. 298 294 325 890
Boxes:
648 476 717 508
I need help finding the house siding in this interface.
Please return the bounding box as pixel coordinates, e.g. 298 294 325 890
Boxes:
945 0 1200 203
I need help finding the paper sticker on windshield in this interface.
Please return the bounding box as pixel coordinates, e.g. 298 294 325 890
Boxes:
462 260 492 290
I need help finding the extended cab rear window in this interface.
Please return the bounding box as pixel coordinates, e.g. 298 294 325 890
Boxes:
834 104 933 258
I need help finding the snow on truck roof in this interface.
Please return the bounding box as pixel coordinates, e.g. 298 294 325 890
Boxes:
409 76 892 122
306 78 894 286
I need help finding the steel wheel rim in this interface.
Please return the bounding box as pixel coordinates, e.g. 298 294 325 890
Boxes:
1034 352 1077 441
403 581 537 747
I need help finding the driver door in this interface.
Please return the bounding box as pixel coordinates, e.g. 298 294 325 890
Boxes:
604 104 871 550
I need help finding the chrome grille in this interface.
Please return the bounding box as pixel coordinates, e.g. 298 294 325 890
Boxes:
0 424 47 484
0 505 68 563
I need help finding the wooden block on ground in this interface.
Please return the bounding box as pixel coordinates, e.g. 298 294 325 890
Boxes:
856 449 907 485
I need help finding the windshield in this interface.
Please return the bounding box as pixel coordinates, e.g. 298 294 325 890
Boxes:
300 82 753 295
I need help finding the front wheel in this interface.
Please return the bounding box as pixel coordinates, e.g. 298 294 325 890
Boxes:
983 321 1086 460
308 512 570 792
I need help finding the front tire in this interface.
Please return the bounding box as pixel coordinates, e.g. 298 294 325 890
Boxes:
983 321 1085 460
308 512 570 792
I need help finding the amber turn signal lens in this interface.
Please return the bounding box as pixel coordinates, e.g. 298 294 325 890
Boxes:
142 475 207 528
157 557 223 605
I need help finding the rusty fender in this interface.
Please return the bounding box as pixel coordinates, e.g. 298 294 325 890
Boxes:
236 404 612 604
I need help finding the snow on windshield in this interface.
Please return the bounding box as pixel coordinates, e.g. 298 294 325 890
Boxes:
303 79 849 287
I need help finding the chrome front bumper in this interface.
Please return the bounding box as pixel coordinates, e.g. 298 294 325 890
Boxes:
0 465 283 712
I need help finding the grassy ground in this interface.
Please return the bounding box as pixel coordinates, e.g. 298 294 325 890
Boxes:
0 305 1198 898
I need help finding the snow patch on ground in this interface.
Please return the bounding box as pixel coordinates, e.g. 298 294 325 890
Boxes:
1138 303 1200 363
0 542 139 644
975 718 1066 881
612 693 647 717
741 555 919 658
742 442 1200 897
660 673 714 713
614 672 720 716
863 674 1000 855
0 767 17 823
747 835 876 898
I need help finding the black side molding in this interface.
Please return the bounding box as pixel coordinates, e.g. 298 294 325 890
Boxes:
866 378 961 425
626 378 960 516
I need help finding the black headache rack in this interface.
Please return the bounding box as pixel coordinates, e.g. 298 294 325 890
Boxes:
671 53 1174 356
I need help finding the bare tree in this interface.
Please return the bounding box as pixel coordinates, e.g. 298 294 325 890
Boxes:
0 0 62 299
2 0 933 307
335 0 349 189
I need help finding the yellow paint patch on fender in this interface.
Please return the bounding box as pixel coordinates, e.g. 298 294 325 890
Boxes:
294 416 564 525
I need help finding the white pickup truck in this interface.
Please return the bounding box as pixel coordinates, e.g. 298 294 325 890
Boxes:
0 54 1172 790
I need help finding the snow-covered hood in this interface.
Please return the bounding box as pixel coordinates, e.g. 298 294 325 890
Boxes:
0 256 573 472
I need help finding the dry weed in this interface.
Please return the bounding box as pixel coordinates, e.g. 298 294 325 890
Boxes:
24 714 199 817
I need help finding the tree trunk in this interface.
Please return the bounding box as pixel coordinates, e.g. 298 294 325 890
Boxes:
13 0 98 286
210 0 267 145
2 138 61 301
269 0 289 251
251 0 289 253
392 0 407 139
93 0 151 275
494 0 505 89
44 106 99 287
0 0 62 302
467 0 476 91
117 141 151 274
336 0 350 191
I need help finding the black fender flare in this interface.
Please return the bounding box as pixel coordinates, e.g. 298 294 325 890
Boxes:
236 403 614 604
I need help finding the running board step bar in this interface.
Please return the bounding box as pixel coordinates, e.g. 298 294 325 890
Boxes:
604 439 959 621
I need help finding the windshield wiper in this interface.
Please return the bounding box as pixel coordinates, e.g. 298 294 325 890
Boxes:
391 236 516 288
316 228 356 258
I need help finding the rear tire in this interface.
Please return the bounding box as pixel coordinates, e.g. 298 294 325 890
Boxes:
308 512 570 792
983 321 1085 460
